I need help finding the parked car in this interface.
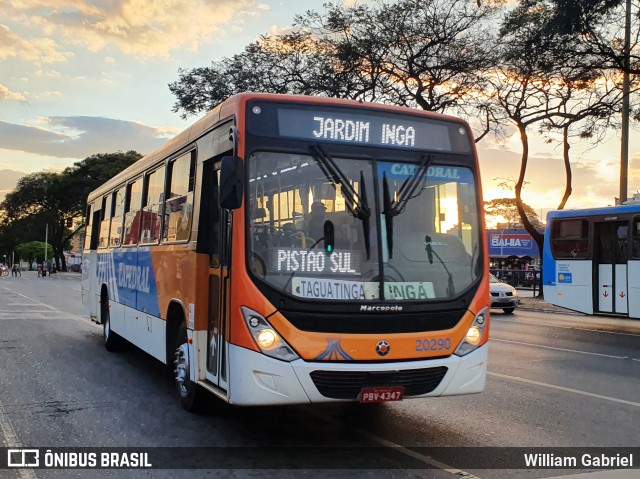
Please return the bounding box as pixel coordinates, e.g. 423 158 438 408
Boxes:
490 274 519 314
68 264 82 273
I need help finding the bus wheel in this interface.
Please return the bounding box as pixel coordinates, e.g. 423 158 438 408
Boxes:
101 292 122 351
174 322 203 412
502 307 516 314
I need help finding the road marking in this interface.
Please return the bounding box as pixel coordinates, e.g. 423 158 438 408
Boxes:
0 310 54 313
302 408 480 478
7 303 57 311
0 397 38 479
488 372 640 409
545 470 640 478
493 317 640 337
491 338 634 360
17 293 28 299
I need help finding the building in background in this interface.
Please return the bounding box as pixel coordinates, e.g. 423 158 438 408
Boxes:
487 228 541 282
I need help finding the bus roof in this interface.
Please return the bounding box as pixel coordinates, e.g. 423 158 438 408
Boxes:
547 204 640 221
87 93 470 204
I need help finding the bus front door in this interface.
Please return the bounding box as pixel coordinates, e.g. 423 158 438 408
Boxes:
594 221 628 315
204 164 229 391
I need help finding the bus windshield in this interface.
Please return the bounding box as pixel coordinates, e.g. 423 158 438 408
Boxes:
248 151 480 302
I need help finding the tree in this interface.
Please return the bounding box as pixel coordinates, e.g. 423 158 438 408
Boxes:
484 198 542 229
0 151 140 271
534 0 639 75
15 241 54 267
169 32 353 118
298 0 504 140
169 0 505 140
501 0 626 210
59 151 142 218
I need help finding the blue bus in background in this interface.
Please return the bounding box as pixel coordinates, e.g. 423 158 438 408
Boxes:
543 204 640 318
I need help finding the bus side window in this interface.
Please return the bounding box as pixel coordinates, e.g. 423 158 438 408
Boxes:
633 218 640 258
90 208 101 251
123 177 143 246
83 204 93 250
551 219 589 259
163 151 196 242
197 158 221 267
109 188 125 248
98 194 112 248
140 167 165 244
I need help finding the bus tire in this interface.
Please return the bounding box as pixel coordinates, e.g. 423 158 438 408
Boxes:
174 322 204 413
101 290 123 351
502 307 516 314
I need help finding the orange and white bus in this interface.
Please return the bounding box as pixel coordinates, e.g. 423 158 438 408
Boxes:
82 93 490 410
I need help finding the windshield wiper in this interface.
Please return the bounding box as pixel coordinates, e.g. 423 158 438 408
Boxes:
309 145 371 259
425 235 455 297
382 154 434 258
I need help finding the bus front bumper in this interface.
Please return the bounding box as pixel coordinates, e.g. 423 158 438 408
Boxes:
227 343 488 406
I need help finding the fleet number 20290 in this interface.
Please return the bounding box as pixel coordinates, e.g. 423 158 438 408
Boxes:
415 338 451 352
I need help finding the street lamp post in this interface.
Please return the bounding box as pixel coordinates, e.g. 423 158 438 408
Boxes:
620 0 632 205
44 223 48 266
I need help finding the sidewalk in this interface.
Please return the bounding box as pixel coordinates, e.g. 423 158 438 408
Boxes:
514 294 640 335
517 295 582 315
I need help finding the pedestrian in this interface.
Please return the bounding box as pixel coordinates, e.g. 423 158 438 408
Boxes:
11 264 16 277
47 263 52 277
37 263 42 277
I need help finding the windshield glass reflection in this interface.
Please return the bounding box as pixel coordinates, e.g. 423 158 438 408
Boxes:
247 152 480 302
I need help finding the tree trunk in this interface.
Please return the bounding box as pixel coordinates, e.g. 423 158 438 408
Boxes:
514 123 544 298
557 125 572 210
60 252 67 272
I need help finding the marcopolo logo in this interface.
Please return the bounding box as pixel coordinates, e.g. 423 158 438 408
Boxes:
8 449 39 467
376 340 391 356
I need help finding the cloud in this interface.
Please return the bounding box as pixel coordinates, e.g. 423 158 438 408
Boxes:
477 146 627 209
0 83 26 102
2 0 267 60
0 116 180 159
0 169 27 202
0 23 73 64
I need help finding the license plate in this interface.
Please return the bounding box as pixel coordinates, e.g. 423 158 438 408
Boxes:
358 386 405 403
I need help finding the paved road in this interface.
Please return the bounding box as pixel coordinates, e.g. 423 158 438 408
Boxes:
0 272 638 479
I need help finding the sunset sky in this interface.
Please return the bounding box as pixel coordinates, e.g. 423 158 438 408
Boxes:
1 0 639 220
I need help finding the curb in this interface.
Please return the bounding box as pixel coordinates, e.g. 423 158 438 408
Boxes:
516 306 585 316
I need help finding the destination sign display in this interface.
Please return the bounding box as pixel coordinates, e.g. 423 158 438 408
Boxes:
269 248 360 276
246 102 472 153
291 277 435 301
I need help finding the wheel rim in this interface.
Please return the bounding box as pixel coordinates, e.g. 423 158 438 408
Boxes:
175 342 190 396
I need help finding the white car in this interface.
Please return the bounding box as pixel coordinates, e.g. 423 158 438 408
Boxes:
490 274 519 314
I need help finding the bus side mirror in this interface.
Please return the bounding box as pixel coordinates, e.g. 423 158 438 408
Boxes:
219 156 244 210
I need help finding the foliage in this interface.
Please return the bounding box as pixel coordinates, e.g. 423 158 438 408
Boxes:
15 241 54 262
0 151 140 270
484 198 542 229
169 0 504 140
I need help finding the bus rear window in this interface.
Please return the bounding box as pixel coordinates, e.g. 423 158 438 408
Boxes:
551 219 589 259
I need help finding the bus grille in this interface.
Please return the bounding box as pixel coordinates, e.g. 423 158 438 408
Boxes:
309 367 448 399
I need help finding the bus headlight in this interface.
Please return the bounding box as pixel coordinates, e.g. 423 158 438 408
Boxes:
257 329 277 349
241 307 299 362
454 307 489 357
465 325 482 345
